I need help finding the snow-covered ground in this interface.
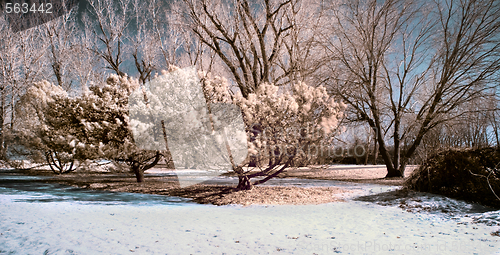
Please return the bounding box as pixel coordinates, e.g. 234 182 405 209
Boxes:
0 172 499 254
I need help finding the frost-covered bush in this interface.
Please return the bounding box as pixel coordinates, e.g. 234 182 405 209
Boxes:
17 75 161 180
199 71 345 189
129 67 246 179
405 147 500 208
15 80 76 173
200 72 344 166
234 82 344 167
76 75 161 181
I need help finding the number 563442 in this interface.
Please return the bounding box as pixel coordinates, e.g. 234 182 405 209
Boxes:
5 2 53 14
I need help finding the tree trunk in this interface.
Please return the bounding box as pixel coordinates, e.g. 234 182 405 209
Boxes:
373 125 402 177
363 145 369 165
236 175 252 190
385 163 402 177
393 117 401 176
492 112 499 148
399 161 407 178
495 125 500 149
248 156 257 167
132 163 145 183
0 94 5 159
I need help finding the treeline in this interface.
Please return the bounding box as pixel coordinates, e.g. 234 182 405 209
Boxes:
0 0 498 187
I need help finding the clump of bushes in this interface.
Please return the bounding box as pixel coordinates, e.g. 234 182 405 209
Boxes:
404 147 500 208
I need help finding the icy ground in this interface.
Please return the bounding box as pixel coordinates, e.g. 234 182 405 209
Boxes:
0 171 499 254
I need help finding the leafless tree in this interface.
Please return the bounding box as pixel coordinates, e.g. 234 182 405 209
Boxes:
321 0 500 177
84 0 205 82
490 104 500 148
0 14 49 159
155 0 206 70
84 0 132 76
41 6 86 91
178 0 325 98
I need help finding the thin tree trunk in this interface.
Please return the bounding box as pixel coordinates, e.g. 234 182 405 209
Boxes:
373 134 379 165
161 120 175 169
492 112 500 148
45 152 59 174
363 133 371 165
495 125 500 149
393 117 402 176
363 144 369 165
0 99 4 159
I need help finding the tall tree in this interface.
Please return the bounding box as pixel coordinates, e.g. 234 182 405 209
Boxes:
321 0 500 177
0 15 48 160
84 0 132 76
179 0 325 98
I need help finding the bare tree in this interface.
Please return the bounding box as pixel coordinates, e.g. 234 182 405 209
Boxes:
154 0 206 69
179 0 325 98
490 104 500 148
0 14 49 159
84 0 132 76
41 5 86 91
127 0 160 84
84 0 204 82
321 0 500 177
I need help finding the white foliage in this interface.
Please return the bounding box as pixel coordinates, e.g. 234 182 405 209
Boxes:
201 70 345 164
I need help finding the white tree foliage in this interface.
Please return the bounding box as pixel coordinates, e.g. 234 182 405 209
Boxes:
200 68 345 188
